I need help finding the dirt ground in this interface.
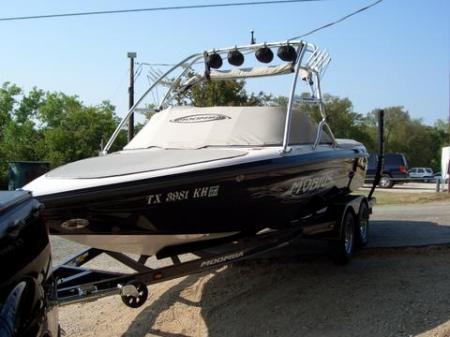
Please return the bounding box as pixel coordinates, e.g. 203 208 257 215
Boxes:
57 245 450 337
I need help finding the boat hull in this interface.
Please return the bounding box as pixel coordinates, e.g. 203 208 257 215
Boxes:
59 232 238 256
37 149 366 252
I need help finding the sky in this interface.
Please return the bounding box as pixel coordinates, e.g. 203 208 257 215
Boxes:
0 0 449 125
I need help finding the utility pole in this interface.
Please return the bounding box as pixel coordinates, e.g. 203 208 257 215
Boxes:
127 52 137 141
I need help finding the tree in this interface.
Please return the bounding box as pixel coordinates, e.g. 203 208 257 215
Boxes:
0 82 21 135
176 79 247 107
429 119 450 170
42 100 122 166
293 93 376 151
2 80 447 188
0 83 126 187
0 82 26 188
174 76 277 108
366 107 442 170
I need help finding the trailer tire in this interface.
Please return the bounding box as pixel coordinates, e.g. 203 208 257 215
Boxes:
355 201 369 248
329 210 355 265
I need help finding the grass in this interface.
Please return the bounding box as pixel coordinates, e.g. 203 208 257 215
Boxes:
360 191 450 205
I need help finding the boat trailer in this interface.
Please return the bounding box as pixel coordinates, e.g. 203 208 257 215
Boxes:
53 227 303 308
52 105 384 309
52 194 373 308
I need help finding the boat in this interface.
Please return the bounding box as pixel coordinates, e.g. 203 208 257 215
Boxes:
23 40 368 257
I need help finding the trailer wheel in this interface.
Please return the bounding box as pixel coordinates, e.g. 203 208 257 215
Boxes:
355 201 369 248
379 175 393 188
330 210 355 265
120 281 148 308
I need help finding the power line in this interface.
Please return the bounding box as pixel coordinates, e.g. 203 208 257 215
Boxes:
289 0 384 40
0 0 326 22
136 0 385 67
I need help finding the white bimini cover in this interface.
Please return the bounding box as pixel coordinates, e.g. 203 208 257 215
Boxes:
209 64 294 80
125 106 329 150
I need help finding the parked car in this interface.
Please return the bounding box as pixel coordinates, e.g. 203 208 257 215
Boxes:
0 191 59 337
365 152 409 188
408 167 434 182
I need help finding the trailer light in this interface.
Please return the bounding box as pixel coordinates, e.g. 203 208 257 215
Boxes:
153 272 163 280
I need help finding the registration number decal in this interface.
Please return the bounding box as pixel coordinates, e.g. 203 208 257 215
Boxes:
147 185 220 205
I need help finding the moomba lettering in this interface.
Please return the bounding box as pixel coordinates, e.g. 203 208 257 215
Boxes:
200 251 245 267
170 114 230 123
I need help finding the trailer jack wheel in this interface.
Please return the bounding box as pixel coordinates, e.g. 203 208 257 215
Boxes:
120 281 148 308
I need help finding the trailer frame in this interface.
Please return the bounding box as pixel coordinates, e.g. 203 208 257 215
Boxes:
51 195 373 308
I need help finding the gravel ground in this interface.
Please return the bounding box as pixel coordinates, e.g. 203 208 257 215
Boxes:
56 246 450 337
53 201 450 337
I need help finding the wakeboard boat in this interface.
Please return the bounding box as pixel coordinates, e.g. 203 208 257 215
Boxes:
24 40 368 256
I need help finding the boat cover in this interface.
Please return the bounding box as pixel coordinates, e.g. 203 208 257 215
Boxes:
45 149 248 179
125 106 329 150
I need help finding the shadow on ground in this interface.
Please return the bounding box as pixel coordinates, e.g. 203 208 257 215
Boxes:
120 220 450 337
369 220 450 248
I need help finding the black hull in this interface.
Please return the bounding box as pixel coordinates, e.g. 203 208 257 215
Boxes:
38 149 367 236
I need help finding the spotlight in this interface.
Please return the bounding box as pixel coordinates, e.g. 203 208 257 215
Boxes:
227 48 244 66
207 52 223 69
255 45 273 63
277 45 297 62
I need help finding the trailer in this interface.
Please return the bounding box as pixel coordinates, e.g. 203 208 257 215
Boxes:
52 195 373 308
51 108 385 310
